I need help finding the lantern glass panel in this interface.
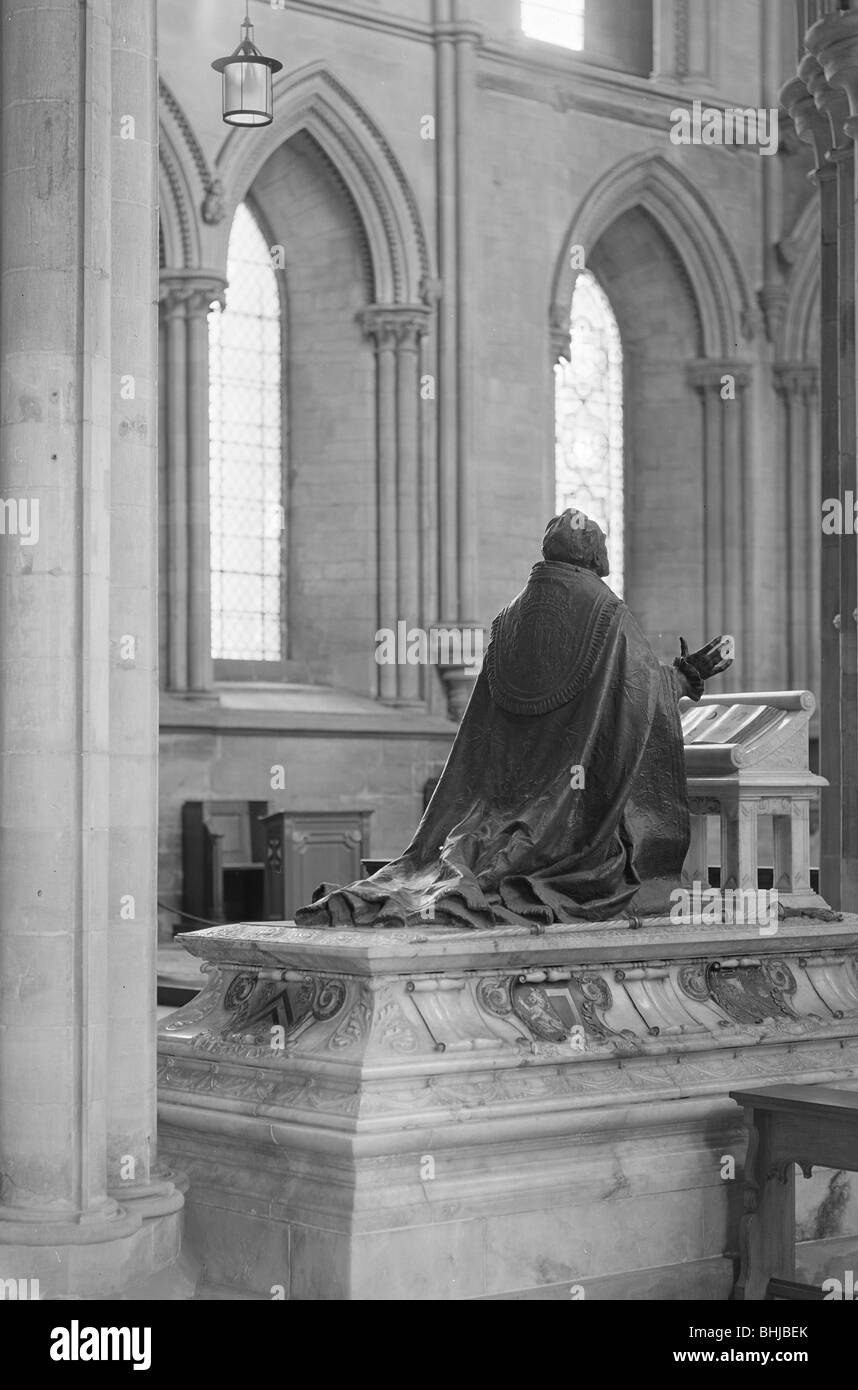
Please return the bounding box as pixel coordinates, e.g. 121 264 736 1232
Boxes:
223 60 272 125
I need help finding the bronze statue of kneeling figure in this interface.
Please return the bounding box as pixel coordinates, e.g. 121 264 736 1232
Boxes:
296 509 732 929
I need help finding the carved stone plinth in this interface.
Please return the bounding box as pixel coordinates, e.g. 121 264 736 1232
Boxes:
157 914 858 1300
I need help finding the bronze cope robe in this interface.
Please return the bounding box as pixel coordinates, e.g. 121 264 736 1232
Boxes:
296 560 690 929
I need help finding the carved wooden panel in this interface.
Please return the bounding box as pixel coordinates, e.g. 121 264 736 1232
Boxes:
262 810 372 920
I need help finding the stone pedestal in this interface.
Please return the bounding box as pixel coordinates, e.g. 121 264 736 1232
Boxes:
158 916 858 1299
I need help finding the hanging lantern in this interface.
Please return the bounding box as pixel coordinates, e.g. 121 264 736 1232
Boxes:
212 4 282 128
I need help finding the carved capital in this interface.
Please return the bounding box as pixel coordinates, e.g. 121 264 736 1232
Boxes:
687 360 752 394
550 301 572 364
808 10 858 141
773 362 819 400
799 49 852 151
687 362 723 394
159 270 227 316
359 304 431 351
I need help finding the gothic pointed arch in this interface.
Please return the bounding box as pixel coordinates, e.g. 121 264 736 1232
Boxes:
159 77 218 269
159 125 198 269
212 62 432 305
550 153 756 359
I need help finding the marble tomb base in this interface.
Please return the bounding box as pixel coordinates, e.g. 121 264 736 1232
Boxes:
157 916 858 1299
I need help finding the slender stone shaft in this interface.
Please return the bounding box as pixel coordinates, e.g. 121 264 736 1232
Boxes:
0 0 115 1228
162 293 189 692
186 292 215 693
107 0 179 1212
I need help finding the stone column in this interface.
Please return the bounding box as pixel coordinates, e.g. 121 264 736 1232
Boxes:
774 364 821 691
433 2 482 633
651 0 714 83
726 368 752 682
107 0 182 1218
396 314 426 704
368 312 398 703
0 0 183 1291
773 800 814 897
652 0 680 79
158 303 170 682
433 0 459 626
452 6 481 626
782 65 841 897
830 127 857 907
720 802 759 897
688 362 751 689
361 306 430 704
0 0 121 1243
805 371 822 701
688 367 724 642
186 288 217 694
759 0 789 345
782 65 839 874
160 289 189 692
430 3 486 720
158 272 225 696
801 14 858 908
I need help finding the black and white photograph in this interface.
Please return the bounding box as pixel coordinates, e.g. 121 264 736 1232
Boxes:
0 0 857 1347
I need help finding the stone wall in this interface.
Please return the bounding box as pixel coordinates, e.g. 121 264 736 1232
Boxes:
157 696 454 935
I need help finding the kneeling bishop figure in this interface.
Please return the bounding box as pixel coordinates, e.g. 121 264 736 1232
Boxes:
296 509 732 929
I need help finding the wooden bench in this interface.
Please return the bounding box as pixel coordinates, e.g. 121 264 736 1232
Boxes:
730 1084 858 1300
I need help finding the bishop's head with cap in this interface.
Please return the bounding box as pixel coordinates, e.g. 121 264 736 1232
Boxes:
542 507 610 578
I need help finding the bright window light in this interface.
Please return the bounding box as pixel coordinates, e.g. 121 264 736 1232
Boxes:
209 202 284 664
521 0 585 51
555 271 624 595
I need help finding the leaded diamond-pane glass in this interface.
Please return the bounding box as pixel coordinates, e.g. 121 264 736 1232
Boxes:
209 202 283 662
555 269 624 596
521 0 584 50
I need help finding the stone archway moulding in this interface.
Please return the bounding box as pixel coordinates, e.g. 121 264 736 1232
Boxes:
159 75 235 270
159 92 203 270
157 62 436 707
209 61 432 306
549 152 756 359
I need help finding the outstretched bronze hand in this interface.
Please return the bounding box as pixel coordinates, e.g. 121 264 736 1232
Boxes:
682 635 733 679
674 635 733 701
